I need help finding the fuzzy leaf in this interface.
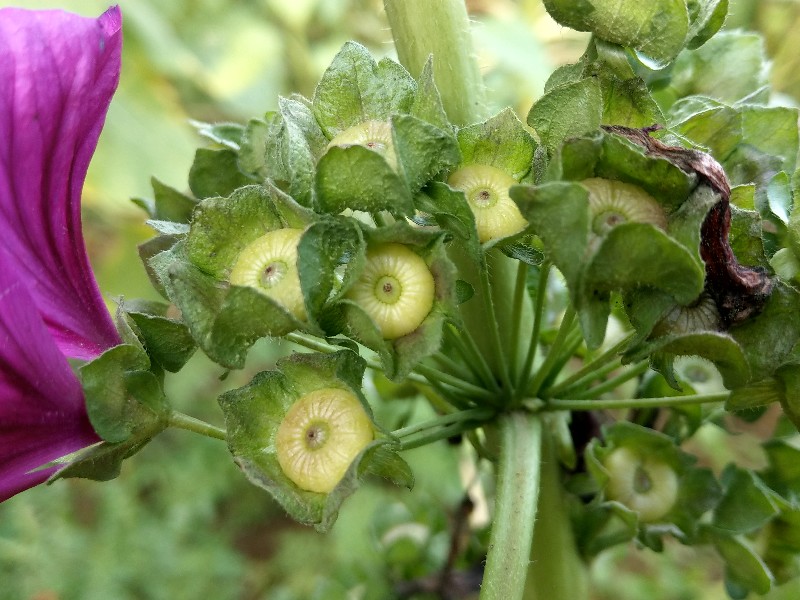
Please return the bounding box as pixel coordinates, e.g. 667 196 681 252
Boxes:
542 0 689 65
188 148 255 200
185 185 282 279
315 145 413 216
312 42 416 138
458 108 537 179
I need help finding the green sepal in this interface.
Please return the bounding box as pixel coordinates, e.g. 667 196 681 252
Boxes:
165 258 304 370
457 108 537 180
511 181 589 287
729 282 800 384
138 234 182 300
119 298 197 373
776 364 800 434
297 216 366 330
542 0 689 66
411 57 451 133
414 182 481 260
79 344 169 445
514 179 705 349
627 332 750 391
132 177 197 223
217 350 410 531
315 145 413 216
191 120 246 150
393 113 461 193
685 0 729 50
712 465 781 535
184 184 283 279
706 527 774 596
335 225 459 381
528 77 602 156
580 223 705 348
188 147 256 200
548 130 697 210
237 98 327 206
573 499 639 558
726 377 783 412
312 41 416 138
47 436 154 483
666 32 770 107
761 439 800 503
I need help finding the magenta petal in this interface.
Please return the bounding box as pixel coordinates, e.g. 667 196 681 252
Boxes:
0 6 122 360
0 252 100 502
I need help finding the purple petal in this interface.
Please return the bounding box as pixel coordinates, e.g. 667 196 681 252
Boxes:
0 6 122 360
0 251 100 502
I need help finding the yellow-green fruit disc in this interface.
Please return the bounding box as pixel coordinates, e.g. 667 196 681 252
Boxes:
328 120 397 169
229 228 307 321
604 446 679 523
346 243 435 340
448 164 527 243
581 178 668 235
276 388 374 493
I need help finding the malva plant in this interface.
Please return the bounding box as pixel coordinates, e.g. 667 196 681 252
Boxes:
4 1 800 599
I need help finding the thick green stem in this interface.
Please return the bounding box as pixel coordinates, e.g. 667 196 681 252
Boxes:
480 412 543 600
383 0 485 127
524 428 589 600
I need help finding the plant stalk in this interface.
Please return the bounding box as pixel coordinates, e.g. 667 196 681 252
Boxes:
383 0 485 127
480 412 543 600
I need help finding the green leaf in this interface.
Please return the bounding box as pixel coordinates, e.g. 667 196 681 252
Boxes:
80 345 168 444
312 42 416 138
188 148 255 200
528 77 602 156
185 185 282 279
315 145 413 216
457 108 537 179
542 0 689 65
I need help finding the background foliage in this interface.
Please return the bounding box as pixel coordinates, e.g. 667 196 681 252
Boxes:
2 0 800 598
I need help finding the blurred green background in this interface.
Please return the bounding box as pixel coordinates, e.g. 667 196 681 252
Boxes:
1 1 800 598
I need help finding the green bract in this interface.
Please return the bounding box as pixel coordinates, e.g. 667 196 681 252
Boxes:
154 184 318 369
217 351 411 531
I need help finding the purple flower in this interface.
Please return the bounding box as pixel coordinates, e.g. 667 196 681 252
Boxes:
0 6 123 501
0 5 122 360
